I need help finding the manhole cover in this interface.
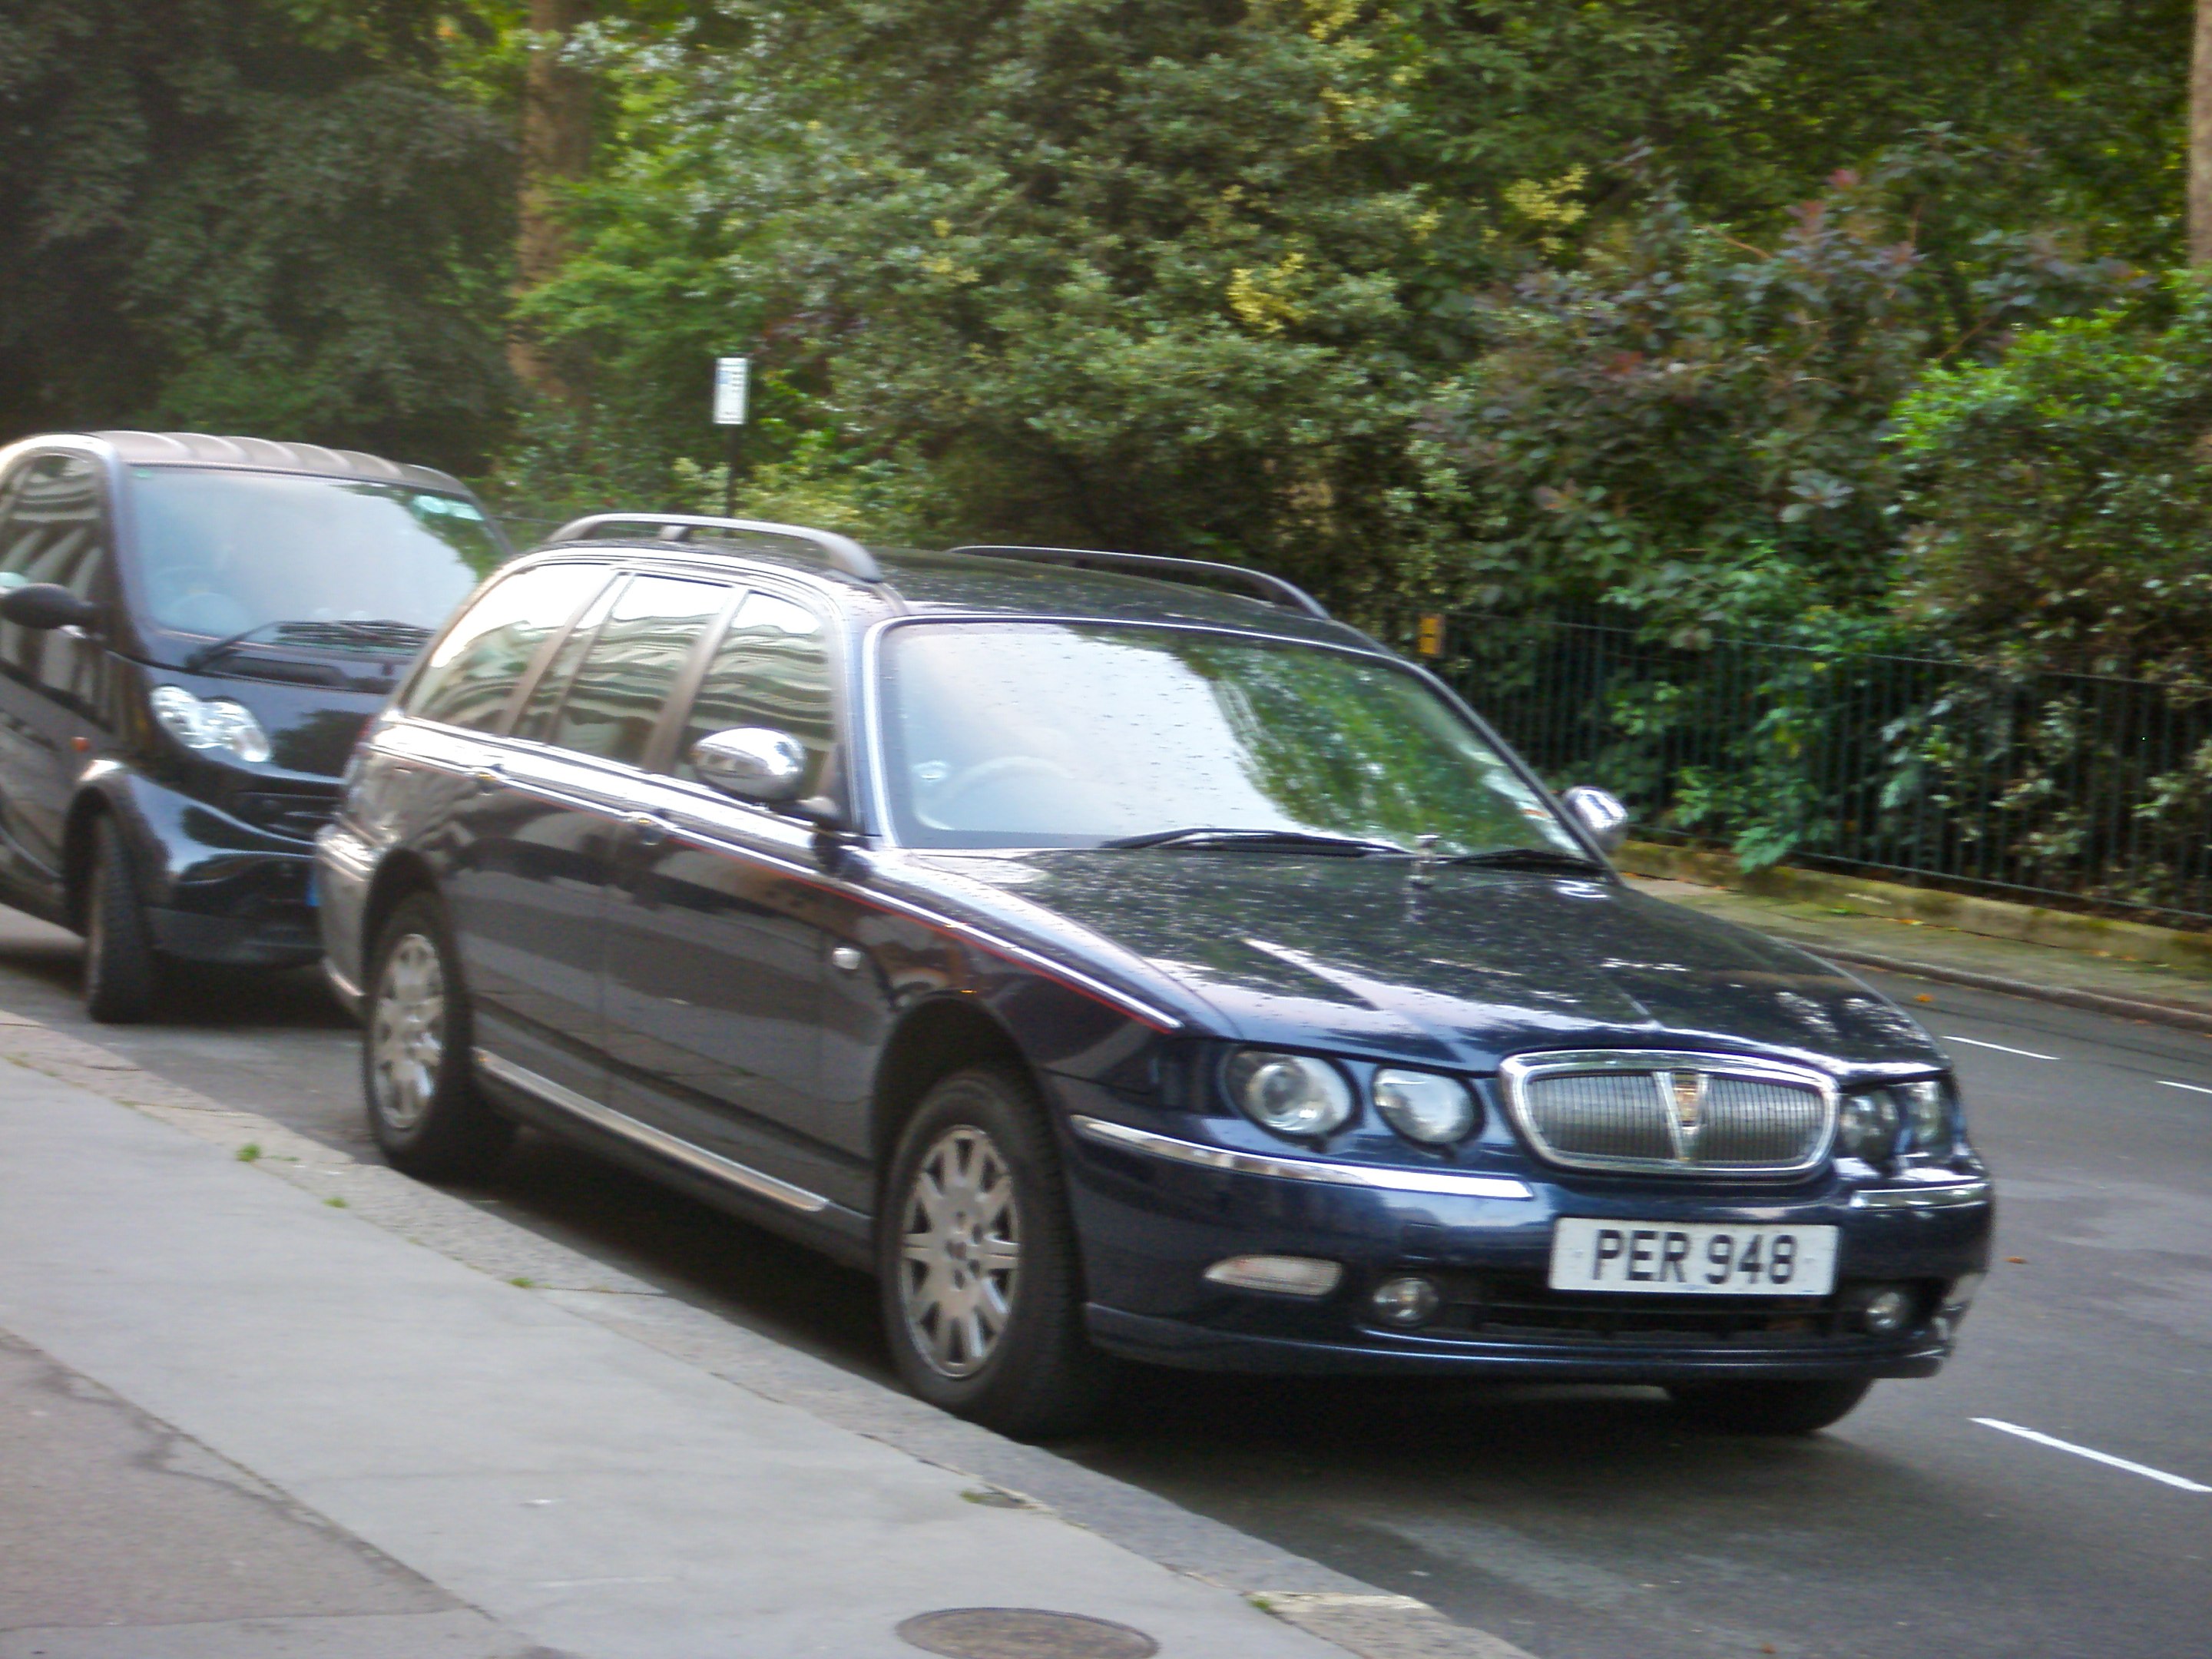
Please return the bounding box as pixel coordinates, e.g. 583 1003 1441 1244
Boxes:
896 1607 1160 1659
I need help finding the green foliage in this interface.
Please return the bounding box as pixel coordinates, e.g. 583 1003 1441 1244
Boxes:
1416 154 2140 637
0 0 513 465
1893 275 2212 680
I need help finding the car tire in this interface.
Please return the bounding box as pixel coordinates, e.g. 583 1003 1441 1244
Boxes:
363 891 513 1182
1667 1378 1873 1435
879 1065 1114 1441
83 816 163 1024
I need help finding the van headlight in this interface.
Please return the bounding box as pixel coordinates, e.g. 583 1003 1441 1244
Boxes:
151 685 273 763
1226 1050 1353 1138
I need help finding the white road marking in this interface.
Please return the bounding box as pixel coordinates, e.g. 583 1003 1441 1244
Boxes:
1941 1035 2058 1061
1972 1419 2211 1494
2158 1080 2212 1097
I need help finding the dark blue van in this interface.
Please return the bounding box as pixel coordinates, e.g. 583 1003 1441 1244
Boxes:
316 516 1992 1440
0 432 507 1020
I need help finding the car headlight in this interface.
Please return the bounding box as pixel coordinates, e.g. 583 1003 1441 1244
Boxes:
1836 1089 1901 1163
151 685 272 763
1373 1068 1479 1144
1226 1049 1353 1138
1897 1078 1953 1154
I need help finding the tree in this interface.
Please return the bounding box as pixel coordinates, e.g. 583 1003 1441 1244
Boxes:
0 0 513 465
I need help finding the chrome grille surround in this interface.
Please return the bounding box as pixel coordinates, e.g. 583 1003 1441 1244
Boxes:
1498 1050 1836 1177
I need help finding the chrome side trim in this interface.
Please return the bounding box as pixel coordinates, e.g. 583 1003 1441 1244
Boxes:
473 1048 830 1214
1070 1114 1535 1200
1851 1179 1993 1210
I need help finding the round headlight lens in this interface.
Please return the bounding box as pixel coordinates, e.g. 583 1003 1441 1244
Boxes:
1898 1079 1951 1153
1837 1090 1901 1163
1373 1068 1479 1144
1226 1050 1353 1138
150 686 271 763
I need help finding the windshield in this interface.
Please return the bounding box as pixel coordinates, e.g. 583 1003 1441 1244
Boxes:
127 467 502 647
876 621 1586 855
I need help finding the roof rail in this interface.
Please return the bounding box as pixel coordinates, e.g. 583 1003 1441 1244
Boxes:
548 513 885 585
947 545 1330 619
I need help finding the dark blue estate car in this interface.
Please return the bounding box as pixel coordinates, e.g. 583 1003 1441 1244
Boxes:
316 515 1992 1439
0 432 506 1022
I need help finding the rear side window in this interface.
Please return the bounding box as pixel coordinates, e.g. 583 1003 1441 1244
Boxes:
406 563 609 733
0 453 106 598
675 590 835 792
546 575 727 767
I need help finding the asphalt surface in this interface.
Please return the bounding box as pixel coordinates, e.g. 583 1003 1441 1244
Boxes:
2 906 2206 1659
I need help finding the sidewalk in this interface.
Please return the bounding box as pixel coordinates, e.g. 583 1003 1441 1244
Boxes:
1622 874 2212 1035
0 1046 1518 1659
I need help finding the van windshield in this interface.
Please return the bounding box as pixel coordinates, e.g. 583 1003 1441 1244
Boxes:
128 467 502 651
876 621 1587 856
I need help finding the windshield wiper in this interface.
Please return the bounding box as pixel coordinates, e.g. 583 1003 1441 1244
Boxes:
1101 827 1410 856
188 618 432 671
1447 846 1607 873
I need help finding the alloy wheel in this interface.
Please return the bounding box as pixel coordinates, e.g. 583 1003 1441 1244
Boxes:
369 932 445 1132
898 1125 1022 1378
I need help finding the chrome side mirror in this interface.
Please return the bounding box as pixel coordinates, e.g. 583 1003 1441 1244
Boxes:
1561 785 1630 855
0 582 99 632
692 727 808 803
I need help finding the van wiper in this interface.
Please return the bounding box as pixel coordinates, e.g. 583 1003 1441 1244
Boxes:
1101 827 1409 856
1448 846 1607 873
188 618 432 671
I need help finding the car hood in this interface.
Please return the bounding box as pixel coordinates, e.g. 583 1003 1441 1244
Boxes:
906 849 1944 1075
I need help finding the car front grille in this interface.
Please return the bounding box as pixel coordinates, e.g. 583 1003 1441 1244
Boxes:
1500 1050 1834 1177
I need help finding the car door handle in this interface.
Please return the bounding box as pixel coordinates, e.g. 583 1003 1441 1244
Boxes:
624 811 672 846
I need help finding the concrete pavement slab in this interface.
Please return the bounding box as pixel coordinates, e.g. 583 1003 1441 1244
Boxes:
0 1061 1343 1659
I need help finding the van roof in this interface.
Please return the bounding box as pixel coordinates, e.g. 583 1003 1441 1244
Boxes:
84 430 469 496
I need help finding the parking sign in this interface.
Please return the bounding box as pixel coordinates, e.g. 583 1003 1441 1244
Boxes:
713 356 749 426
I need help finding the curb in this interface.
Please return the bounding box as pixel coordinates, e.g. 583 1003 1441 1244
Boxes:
0 1009 1535 1659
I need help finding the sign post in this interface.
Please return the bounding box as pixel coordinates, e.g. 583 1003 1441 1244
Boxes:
713 356 750 515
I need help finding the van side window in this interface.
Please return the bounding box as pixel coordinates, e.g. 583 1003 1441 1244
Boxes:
513 575 622 743
406 563 610 733
546 575 728 768
0 454 110 694
674 590 834 792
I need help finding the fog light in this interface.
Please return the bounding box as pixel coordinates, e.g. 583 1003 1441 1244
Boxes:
1369 1275 1441 1329
1204 1255 1343 1297
1859 1286 1914 1336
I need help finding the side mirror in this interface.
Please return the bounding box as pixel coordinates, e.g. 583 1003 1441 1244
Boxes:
0 583 99 632
691 727 809 804
1561 785 1630 855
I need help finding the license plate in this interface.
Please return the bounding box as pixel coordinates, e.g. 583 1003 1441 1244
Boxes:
1549 1219 1837 1296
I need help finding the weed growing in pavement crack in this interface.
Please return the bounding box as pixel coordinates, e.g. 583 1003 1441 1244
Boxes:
324 1197 347 1207
508 1276 537 1289
235 1142 261 1162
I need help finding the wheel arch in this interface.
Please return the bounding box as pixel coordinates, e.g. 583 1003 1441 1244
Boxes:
358 849 442 979
869 995 1034 1192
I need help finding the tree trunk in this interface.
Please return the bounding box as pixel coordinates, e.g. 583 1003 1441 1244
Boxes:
2193 0 2212 263
510 0 594 395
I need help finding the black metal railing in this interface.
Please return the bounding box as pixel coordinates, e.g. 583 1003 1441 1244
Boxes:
1406 613 2212 926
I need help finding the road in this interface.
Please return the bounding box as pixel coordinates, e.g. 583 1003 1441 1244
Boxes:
2 905 2205 1659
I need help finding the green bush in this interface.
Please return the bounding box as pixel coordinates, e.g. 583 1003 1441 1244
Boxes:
1893 274 2212 681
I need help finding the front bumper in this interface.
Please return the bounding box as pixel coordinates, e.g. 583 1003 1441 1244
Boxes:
104 771 326 967
1060 1092 1992 1382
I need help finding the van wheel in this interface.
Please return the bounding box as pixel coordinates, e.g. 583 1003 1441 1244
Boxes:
364 892 512 1181
880 1065 1114 1440
83 817 162 1023
1667 1378 1873 1435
